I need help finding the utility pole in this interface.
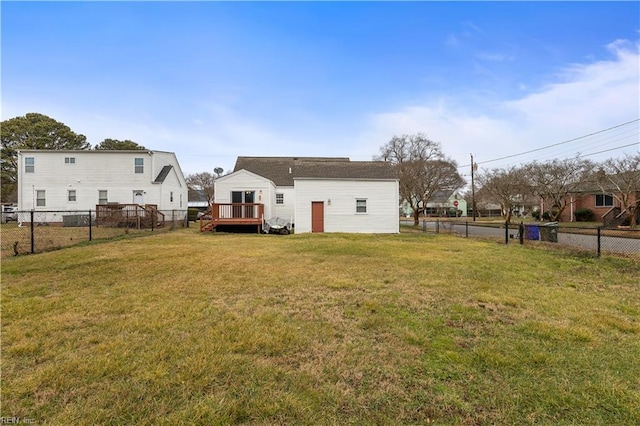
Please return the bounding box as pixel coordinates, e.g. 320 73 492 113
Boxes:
471 154 477 222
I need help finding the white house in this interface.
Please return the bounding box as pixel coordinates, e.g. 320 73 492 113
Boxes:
17 150 188 223
212 157 399 233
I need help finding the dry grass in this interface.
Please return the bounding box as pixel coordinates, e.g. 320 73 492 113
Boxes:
0 222 170 258
2 228 639 424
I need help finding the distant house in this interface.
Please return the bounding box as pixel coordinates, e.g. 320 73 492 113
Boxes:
401 190 468 218
205 157 399 233
17 150 188 224
557 176 639 226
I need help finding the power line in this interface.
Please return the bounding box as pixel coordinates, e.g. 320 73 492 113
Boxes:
535 132 638 163
460 118 639 168
579 142 639 158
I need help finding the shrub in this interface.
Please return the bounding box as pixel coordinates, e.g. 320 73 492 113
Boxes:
532 211 541 220
187 208 200 222
575 208 595 222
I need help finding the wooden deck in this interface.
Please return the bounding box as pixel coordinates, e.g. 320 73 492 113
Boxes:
200 203 264 232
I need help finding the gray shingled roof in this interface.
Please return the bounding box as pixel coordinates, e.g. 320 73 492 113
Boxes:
428 189 456 203
571 171 640 193
233 157 396 185
154 165 173 183
294 161 397 180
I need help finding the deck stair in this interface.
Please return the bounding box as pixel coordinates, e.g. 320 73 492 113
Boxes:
602 206 639 229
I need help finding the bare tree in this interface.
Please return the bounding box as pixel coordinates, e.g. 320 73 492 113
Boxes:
186 172 218 205
525 157 593 222
377 133 465 225
477 166 530 223
595 153 640 228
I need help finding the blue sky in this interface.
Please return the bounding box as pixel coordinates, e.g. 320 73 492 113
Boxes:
2 1 639 179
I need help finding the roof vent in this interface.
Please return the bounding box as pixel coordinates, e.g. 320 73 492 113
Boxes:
289 167 292 174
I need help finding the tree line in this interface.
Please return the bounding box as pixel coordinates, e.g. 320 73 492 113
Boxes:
1 113 147 203
377 132 639 229
475 154 640 227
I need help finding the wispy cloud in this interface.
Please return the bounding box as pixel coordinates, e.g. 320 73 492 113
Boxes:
360 39 640 170
475 52 515 62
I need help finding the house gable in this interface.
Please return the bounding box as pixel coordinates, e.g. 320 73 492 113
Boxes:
216 168 273 186
214 168 277 218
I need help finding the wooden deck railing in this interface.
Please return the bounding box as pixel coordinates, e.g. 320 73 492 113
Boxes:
96 204 165 228
200 203 264 232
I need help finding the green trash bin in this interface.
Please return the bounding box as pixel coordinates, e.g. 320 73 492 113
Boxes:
540 222 558 242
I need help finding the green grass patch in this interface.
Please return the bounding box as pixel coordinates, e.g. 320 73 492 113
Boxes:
2 229 639 424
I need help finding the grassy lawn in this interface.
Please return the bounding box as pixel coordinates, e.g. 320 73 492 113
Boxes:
2 229 639 425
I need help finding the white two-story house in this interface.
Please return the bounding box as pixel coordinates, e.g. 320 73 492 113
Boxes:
17 150 188 224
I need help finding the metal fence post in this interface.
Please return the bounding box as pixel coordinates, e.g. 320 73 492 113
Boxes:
30 210 35 254
519 222 524 245
436 219 439 234
465 221 468 238
422 219 426 233
505 221 509 244
597 227 601 257
89 210 92 241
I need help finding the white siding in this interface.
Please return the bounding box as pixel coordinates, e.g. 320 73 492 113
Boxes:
17 150 187 215
294 179 399 233
152 152 189 210
214 170 275 219
273 186 295 224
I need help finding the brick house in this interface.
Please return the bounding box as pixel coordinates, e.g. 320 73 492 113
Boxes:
558 175 639 226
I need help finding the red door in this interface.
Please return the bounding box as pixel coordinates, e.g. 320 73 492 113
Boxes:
311 202 324 233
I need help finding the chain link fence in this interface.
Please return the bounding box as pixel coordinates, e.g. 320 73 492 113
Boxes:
503 222 640 259
1 209 188 258
408 219 640 260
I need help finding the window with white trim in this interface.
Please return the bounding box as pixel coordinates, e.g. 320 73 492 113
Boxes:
98 190 108 204
25 157 35 173
356 198 367 213
36 190 46 207
134 157 144 173
65 157 76 164
68 190 77 202
595 194 614 207
276 193 284 205
170 192 174 202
